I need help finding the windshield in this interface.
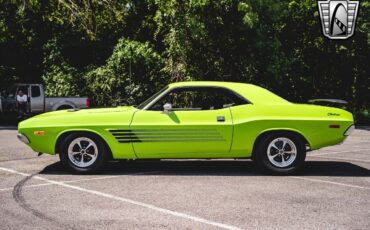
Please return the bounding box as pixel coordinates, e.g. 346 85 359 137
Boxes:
136 86 169 109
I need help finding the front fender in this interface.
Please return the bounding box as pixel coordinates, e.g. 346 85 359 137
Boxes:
54 128 136 159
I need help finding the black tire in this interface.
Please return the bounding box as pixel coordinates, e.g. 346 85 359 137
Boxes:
254 133 306 175
59 132 108 173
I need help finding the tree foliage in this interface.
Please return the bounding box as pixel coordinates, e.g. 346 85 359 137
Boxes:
0 0 369 123
84 38 166 106
42 38 83 96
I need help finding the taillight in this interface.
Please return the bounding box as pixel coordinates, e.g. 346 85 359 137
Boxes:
86 98 91 107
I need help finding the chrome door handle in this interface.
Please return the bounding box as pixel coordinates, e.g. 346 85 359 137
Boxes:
217 116 225 122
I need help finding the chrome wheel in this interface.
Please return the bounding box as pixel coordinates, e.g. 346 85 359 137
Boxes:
67 137 98 168
267 137 297 168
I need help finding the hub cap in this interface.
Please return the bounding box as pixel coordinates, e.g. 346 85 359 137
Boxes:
267 137 297 168
67 137 98 168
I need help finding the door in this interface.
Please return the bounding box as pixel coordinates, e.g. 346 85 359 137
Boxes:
129 87 244 158
30 85 44 113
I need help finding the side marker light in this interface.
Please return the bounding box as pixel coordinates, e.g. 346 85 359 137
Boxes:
34 131 45 136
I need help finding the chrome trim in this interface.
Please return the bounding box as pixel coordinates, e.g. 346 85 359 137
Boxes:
17 133 30 144
142 87 171 110
67 137 98 168
344 125 355 136
267 137 297 168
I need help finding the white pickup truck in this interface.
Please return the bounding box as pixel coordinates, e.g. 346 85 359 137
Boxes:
0 84 91 113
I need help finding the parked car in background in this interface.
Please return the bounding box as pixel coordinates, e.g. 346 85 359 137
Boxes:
0 84 90 114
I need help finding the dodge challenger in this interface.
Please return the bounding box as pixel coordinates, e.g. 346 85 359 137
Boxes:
17 82 354 174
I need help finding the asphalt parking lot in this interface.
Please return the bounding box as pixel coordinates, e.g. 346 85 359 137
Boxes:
0 127 369 230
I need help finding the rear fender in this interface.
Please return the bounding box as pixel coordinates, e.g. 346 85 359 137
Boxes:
51 101 77 111
251 128 311 159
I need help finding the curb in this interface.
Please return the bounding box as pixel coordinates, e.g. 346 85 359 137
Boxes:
0 126 17 130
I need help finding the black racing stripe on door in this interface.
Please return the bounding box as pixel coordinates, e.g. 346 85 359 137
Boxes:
108 129 224 143
109 129 138 143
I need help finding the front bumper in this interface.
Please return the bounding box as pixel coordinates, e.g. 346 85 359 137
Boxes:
17 133 30 144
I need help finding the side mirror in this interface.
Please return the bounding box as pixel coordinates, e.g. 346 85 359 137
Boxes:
163 103 172 114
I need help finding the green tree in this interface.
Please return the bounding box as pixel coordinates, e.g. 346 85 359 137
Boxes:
84 38 167 106
42 38 84 96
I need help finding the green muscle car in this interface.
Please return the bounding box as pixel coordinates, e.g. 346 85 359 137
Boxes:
17 81 354 174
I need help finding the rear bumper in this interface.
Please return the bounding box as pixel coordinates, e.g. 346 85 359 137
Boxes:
344 125 355 136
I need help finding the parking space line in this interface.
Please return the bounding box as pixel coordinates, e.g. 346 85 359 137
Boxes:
346 140 370 142
0 171 160 192
308 155 370 163
0 182 52 192
0 176 121 192
309 148 370 157
0 166 241 230
291 176 370 190
0 157 38 163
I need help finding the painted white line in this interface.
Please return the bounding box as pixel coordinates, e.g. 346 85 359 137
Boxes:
0 175 120 192
291 176 370 190
62 175 121 183
309 155 370 163
0 171 160 192
0 182 52 192
309 148 370 157
0 167 241 230
346 139 370 142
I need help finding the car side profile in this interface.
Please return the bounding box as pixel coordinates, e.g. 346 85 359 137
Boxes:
17 81 354 174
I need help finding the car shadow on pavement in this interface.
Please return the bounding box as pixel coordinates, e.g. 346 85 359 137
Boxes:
39 160 370 177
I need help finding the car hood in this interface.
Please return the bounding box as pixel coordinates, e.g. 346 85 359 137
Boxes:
35 106 135 117
19 106 137 129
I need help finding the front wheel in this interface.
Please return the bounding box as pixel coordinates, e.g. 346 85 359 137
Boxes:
59 133 108 173
254 133 306 175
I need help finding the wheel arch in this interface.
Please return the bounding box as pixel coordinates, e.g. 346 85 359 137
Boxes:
251 129 311 160
51 101 77 111
55 129 113 159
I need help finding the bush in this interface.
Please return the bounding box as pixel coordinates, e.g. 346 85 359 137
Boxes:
42 39 85 96
84 39 168 106
354 108 370 125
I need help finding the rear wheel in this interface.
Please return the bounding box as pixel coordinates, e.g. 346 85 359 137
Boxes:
254 133 306 175
59 133 107 173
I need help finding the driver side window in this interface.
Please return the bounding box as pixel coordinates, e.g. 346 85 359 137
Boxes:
148 87 247 111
